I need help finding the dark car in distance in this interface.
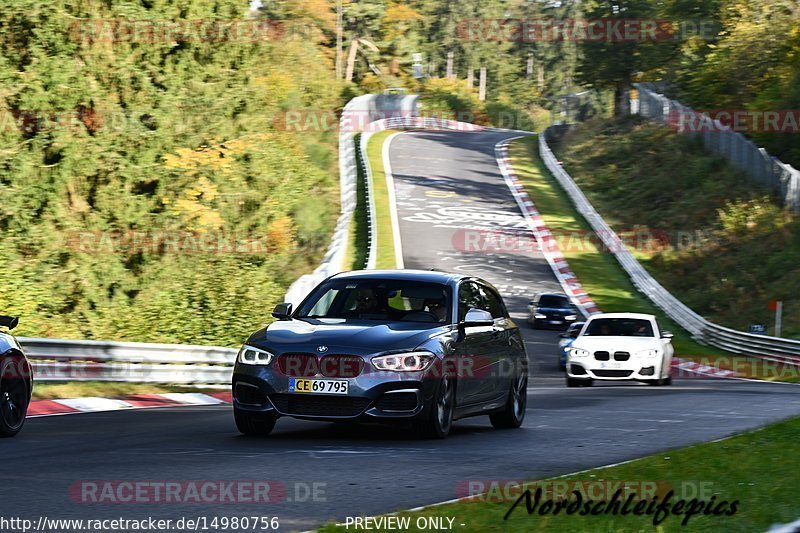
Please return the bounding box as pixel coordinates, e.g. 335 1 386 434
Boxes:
528 293 580 330
232 270 528 438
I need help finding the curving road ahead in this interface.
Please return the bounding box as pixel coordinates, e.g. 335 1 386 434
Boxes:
5 129 800 532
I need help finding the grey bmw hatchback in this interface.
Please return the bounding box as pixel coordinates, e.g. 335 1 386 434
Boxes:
232 270 528 438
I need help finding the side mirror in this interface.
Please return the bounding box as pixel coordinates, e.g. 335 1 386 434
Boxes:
661 331 673 340
0 316 19 331
460 308 494 328
272 302 293 320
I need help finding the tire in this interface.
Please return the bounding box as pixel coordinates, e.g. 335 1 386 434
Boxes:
234 408 277 437
490 371 528 429
566 377 592 387
647 376 672 386
0 358 29 438
415 375 455 439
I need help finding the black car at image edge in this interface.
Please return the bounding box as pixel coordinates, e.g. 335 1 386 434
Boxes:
232 270 529 438
0 315 32 437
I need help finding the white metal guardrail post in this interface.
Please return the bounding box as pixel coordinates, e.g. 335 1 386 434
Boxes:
18 337 237 384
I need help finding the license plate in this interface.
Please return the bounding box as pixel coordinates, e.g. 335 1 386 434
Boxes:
600 362 622 369
550 320 563 324
289 378 349 395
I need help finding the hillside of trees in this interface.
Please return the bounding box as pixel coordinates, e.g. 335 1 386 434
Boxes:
0 0 343 345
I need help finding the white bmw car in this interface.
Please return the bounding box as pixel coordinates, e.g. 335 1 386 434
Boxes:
565 313 674 387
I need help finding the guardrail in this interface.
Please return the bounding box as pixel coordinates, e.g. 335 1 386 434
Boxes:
18 337 236 384
539 127 800 365
635 83 800 212
359 130 379 269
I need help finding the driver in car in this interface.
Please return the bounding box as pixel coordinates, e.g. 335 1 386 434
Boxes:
425 299 448 322
354 287 385 315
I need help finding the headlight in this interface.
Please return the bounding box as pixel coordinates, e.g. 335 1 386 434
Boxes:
635 349 659 358
371 351 435 372
534 314 547 319
565 315 577 321
571 348 590 358
238 345 275 365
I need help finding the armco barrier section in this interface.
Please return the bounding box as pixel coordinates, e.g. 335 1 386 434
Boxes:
635 83 800 212
18 337 236 384
539 127 800 365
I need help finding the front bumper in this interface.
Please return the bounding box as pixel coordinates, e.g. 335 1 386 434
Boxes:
533 316 575 329
566 356 664 381
232 363 439 422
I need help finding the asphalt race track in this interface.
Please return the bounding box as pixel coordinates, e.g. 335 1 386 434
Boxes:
6 129 800 531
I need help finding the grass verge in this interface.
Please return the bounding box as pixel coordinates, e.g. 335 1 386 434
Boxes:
32 382 226 400
318 416 800 532
365 130 400 270
345 130 399 270
508 135 798 382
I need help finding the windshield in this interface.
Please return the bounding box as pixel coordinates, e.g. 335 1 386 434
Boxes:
539 295 572 308
584 318 654 337
296 279 452 324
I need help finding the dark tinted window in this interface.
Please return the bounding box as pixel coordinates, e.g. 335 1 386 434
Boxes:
480 285 508 319
458 281 486 321
296 279 451 323
584 318 654 337
567 322 584 338
538 295 571 308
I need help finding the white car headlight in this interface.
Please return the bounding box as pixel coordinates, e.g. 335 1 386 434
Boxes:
372 351 435 372
570 348 590 358
238 345 275 365
635 349 659 358
534 314 547 319
565 315 577 321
